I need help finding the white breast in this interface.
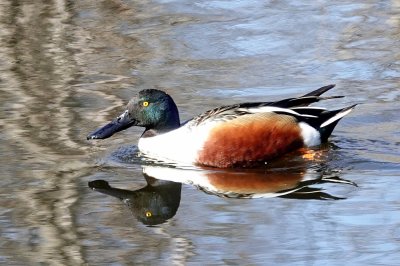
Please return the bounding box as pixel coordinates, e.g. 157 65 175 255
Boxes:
138 123 216 165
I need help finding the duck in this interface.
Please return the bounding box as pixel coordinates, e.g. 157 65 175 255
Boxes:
87 84 356 168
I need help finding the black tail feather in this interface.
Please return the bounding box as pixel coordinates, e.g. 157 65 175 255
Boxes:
319 117 342 142
276 85 356 143
272 84 343 108
318 104 357 142
278 95 344 108
302 84 336 97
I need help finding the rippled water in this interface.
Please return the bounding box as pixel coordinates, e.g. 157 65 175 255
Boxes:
1 0 399 265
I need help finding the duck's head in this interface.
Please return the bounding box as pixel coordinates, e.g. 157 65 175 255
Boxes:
87 89 180 140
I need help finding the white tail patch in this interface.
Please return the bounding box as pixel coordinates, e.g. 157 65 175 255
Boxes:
299 122 321 147
320 107 354 128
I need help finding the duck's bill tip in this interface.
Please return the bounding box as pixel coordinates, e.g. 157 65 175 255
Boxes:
86 111 137 141
88 180 111 190
86 134 97 140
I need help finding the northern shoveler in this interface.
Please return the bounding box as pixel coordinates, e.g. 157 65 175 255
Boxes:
87 85 356 168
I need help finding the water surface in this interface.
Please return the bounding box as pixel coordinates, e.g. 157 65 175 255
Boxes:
0 0 399 265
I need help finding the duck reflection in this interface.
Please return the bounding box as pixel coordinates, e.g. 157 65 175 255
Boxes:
141 165 356 200
89 175 181 226
89 162 356 226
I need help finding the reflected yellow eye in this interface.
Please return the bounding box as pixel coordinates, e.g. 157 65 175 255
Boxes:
143 101 149 107
145 211 152 217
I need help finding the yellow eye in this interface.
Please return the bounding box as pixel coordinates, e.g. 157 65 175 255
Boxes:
145 211 152 217
143 101 149 107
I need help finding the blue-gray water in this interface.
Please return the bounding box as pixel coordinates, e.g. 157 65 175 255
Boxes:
0 1 399 265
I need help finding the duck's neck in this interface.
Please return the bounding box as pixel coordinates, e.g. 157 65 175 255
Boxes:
143 101 180 137
142 122 180 137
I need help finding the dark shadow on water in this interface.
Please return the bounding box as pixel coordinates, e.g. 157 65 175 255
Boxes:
89 155 356 226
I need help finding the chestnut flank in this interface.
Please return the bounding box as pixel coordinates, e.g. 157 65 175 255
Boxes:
197 114 304 167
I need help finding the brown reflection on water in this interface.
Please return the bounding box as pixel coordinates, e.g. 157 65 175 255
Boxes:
1 1 86 264
0 1 146 264
1 1 142 157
